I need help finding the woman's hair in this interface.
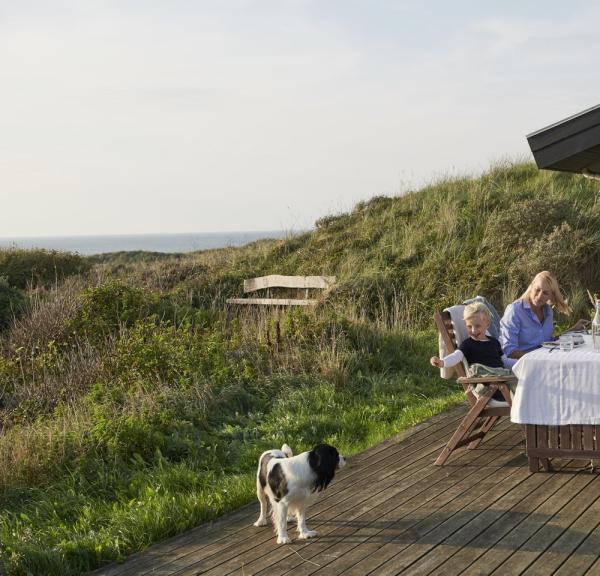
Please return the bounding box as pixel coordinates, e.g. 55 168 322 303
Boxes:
463 302 491 321
520 270 572 315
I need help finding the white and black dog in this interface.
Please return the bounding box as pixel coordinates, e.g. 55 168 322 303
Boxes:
253 443 346 544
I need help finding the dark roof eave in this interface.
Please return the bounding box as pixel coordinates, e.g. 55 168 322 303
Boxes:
527 104 600 176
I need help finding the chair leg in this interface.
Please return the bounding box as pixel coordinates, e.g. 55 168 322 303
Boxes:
499 383 512 406
468 416 500 449
435 393 493 466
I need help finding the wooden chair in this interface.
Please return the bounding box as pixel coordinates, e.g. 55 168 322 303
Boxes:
433 309 517 466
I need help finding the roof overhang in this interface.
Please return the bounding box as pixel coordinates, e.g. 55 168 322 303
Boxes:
527 104 600 176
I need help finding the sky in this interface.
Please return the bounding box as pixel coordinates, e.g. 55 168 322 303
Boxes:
2 0 600 237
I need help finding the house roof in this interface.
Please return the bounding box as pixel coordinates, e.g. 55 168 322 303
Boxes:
527 104 600 176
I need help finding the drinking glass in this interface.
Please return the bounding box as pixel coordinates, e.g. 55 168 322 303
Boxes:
560 335 574 352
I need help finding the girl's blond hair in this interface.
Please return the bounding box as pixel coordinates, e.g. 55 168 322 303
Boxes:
463 302 491 321
520 270 572 315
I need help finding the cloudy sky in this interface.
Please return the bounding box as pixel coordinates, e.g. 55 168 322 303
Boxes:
1 0 600 237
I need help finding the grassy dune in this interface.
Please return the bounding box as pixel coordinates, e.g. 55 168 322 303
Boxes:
0 162 599 575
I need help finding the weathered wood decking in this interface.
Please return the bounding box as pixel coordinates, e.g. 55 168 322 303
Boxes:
92 406 600 576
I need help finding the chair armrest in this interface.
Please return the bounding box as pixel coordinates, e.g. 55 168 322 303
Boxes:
457 375 517 385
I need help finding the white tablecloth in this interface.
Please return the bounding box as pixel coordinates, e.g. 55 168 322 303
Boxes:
511 335 600 425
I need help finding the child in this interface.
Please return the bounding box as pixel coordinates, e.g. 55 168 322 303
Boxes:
431 302 513 399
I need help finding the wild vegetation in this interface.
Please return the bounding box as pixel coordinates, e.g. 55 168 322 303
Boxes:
0 162 599 575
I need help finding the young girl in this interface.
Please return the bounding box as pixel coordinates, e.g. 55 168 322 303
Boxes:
431 302 513 398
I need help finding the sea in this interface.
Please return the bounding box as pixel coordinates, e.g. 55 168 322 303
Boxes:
0 231 290 256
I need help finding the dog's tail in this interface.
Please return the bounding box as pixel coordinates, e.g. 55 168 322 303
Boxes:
281 443 293 458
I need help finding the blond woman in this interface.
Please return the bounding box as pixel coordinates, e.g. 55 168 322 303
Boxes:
500 271 590 359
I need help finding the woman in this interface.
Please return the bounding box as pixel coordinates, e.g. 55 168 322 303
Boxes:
500 271 590 359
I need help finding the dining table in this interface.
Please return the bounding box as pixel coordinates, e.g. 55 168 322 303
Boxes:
511 334 600 471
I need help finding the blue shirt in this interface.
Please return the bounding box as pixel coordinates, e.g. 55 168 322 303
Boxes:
500 299 554 356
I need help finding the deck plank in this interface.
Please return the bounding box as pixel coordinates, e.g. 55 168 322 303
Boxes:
395 460 574 576
551 520 600 575
425 466 575 575
90 407 600 576
460 462 597 576
351 448 531 575
241 430 522 576
520 483 600 575
484 472 600 575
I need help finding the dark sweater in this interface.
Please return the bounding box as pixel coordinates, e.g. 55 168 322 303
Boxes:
459 337 503 368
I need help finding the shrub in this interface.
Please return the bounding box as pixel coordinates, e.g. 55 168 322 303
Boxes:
0 248 90 289
6 277 84 351
72 281 162 341
0 277 24 331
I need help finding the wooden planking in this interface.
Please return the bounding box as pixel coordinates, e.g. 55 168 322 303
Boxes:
226 297 317 306
586 558 600 576
245 431 524 576
230 428 522 576
549 425 559 449
227 275 336 306
91 408 600 576
520 483 600 575
457 375 518 385
426 466 576 575
393 461 575 576
350 448 532 575
526 104 600 175
243 275 336 293
460 462 598 576
160 414 503 576
583 426 595 451
525 424 600 471
475 471 600 575
553 520 600 575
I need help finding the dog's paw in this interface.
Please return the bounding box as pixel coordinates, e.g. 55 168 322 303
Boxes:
253 518 268 527
277 535 292 544
298 530 318 539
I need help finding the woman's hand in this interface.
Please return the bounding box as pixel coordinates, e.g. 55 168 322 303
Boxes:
568 319 591 332
508 349 526 359
430 356 444 368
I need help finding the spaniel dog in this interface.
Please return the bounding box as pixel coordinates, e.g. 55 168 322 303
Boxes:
253 443 346 544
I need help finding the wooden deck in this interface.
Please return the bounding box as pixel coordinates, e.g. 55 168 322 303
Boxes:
92 406 600 576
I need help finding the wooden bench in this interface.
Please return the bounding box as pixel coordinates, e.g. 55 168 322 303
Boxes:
226 275 336 307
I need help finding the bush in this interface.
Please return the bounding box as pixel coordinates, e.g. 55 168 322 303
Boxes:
0 248 90 289
0 277 24 331
72 281 162 341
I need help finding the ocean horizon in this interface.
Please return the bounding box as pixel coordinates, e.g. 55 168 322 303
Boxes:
0 231 292 256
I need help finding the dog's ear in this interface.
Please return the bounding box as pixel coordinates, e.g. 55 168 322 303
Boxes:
309 444 339 492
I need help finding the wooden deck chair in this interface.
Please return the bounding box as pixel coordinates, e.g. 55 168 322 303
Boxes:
433 309 517 466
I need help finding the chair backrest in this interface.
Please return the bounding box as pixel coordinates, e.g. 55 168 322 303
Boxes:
433 309 468 378
433 298 503 378
462 296 501 340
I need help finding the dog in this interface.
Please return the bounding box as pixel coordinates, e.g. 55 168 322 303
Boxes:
253 443 346 544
